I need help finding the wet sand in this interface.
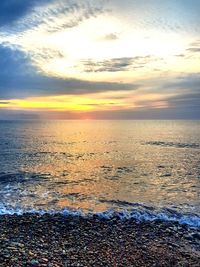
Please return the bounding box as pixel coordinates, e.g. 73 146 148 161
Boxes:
0 214 200 266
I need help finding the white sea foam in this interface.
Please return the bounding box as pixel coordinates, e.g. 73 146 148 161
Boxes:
0 204 199 228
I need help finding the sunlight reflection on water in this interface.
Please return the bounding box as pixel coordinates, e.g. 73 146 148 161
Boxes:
0 120 199 214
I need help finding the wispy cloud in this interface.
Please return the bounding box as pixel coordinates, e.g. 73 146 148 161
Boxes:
80 56 155 72
99 33 119 41
112 0 200 34
1 0 106 35
187 40 200 53
0 0 50 27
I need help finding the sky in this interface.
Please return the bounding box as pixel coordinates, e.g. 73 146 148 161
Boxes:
0 0 200 119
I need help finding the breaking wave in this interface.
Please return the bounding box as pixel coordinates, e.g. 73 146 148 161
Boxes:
0 204 199 229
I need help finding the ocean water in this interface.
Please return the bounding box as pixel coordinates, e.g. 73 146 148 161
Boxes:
0 120 200 227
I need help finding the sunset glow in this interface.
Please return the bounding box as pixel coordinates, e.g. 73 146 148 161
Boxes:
0 0 200 119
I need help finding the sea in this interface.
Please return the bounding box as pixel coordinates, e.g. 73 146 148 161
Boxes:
0 120 199 227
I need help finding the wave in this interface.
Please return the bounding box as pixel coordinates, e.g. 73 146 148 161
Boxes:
0 172 50 184
0 204 199 229
145 141 200 149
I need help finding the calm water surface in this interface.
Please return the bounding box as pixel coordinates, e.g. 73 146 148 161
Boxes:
0 120 199 225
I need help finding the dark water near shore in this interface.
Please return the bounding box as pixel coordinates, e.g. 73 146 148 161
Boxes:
0 120 200 227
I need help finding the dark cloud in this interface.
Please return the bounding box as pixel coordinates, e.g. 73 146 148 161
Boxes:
0 0 50 27
142 73 200 119
88 91 200 119
0 44 138 99
0 0 105 34
81 56 152 72
163 73 200 91
0 110 40 120
167 92 200 109
36 105 200 120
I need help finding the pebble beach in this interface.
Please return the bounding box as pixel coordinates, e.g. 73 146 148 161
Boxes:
0 214 200 267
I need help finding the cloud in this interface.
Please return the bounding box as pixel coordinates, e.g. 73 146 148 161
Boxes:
38 105 200 120
31 1 105 34
1 0 106 34
99 33 119 41
167 91 200 109
87 89 200 119
162 73 200 91
0 44 138 99
81 56 153 72
175 54 185 58
29 48 64 64
187 48 200 53
0 101 11 105
175 40 200 59
187 40 200 53
141 73 200 118
112 0 200 34
0 0 50 27
0 110 40 120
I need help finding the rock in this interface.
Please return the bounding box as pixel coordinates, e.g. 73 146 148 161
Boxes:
185 234 193 241
62 250 67 255
10 242 24 248
192 233 200 240
41 258 48 262
29 251 35 256
3 253 11 259
30 259 39 266
7 246 18 251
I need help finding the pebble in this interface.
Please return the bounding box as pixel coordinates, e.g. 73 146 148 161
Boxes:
30 259 39 266
41 258 48 262
0 214 199 266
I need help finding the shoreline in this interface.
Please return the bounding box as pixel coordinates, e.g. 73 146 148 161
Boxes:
0 214 200 266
